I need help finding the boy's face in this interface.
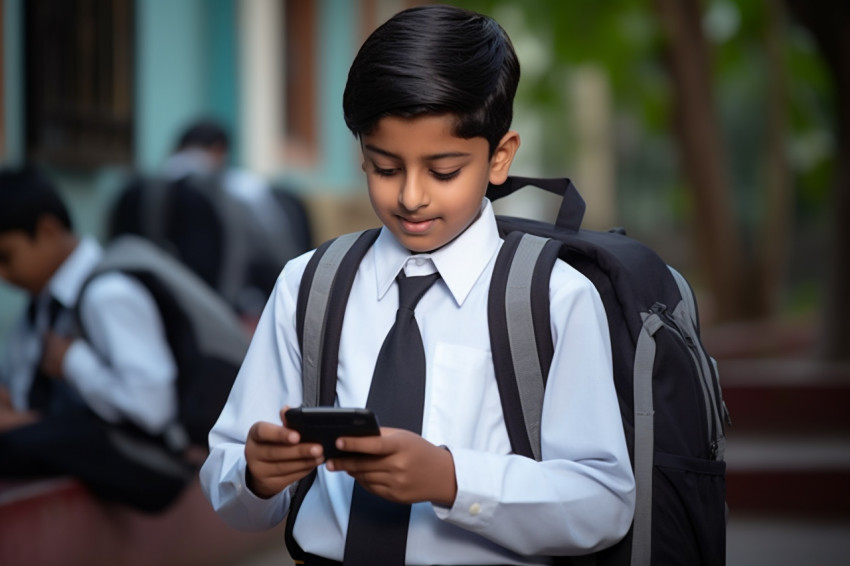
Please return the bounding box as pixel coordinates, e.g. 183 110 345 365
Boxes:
0 226 58 295
361 114 518 253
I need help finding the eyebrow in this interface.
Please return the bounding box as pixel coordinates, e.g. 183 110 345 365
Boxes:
363 144 471 161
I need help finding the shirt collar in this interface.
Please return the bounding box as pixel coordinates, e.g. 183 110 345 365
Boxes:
371 199 501 306
46 237 104 309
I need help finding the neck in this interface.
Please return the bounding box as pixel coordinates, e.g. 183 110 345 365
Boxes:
37 233 80 294
55 233 80 264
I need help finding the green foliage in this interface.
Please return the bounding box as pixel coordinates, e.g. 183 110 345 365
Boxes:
449 0 835 239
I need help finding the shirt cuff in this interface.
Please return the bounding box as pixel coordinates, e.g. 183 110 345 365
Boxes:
234 458 290 527
432 446 498 528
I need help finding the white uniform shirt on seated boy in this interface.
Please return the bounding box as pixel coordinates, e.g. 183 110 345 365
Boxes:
0 236 178 435
201 198 635 565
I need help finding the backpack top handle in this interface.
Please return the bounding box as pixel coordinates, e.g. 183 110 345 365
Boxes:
486 176 586 232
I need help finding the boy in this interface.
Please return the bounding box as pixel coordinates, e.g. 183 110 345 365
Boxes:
0 166 193 513
200 5 635 564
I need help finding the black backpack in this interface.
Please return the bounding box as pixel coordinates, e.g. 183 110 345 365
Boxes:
108 173 311 317
78 235 249 451
288 177 730 565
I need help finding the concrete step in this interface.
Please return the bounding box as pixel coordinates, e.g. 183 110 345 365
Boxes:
714 356 850 517
724 433 850 516
719 358 850 434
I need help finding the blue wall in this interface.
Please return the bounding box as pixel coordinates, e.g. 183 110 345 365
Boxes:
136 0 239 170
315 0 360 191
0 0 241 338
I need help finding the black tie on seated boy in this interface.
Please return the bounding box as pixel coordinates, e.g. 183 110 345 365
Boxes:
343 270 441 566
27 296 64 411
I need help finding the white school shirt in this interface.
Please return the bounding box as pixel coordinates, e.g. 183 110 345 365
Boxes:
0 237 178 434
200 200 635 565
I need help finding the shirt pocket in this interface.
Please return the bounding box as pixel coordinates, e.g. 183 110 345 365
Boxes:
426 342 510 454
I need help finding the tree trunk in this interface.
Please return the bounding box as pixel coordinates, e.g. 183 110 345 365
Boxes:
653 0 751 322
784 0 850 362
758 0 793 317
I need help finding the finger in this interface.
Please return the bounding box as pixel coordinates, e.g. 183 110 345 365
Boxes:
250 420 301 445
254 454 324 478
325 452 382 473
335 434 387 456
280 405 292 426
251 439 324 464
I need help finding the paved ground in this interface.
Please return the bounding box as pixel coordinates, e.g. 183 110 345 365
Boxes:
727 514 850 566
227 514 850 566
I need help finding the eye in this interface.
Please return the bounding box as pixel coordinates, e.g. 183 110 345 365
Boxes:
431 169 460 182
372 164 398 177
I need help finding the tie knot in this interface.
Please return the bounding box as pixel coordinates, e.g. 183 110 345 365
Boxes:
396 271 440 311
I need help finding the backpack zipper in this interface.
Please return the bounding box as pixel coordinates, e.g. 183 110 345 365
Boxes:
649 302 723 460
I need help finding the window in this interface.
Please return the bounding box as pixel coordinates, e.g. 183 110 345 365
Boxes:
283 0 317 164
0 0 5 158
24 0 134 168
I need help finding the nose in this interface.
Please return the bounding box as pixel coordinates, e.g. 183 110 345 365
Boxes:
398 173 429 212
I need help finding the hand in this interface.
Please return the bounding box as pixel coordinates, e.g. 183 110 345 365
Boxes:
0 402 39 432
0 386 12 410
39 331 74 379
244 406 325 499
327 427 457 507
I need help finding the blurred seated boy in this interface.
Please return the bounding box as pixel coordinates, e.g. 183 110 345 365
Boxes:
0 166 192 513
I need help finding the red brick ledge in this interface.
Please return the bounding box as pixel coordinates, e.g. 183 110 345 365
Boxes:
0 477 285 566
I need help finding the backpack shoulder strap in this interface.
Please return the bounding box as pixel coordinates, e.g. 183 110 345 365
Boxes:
84 235 248 362
286 227 380 561
488 231 562 461
296 228 381 407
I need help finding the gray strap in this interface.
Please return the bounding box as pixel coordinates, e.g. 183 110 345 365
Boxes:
92 235 249 363
301 231 365 407
631 313 662 566
667 266 726 455
142 178 170 251
209 175 254 307
107 429 193 480
504 233 549 461
667 266 697 329
672 301 722 447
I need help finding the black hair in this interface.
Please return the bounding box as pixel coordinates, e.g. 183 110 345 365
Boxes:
342 4 520 155
174 118 230 152
0 165 73 237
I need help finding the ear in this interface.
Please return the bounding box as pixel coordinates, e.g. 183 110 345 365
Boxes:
33 214 65 242
488 131 521 186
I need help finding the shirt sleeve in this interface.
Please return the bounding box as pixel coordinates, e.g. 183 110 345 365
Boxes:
62 272 178 434
199 252 311 531
435 261 636 555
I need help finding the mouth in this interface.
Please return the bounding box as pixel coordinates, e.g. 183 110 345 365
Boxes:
397 215 436 234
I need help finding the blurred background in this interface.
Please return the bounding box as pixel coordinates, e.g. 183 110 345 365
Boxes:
0 0 847 564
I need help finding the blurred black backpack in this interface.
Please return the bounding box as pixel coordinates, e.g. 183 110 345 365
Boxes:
291 176 730 565
108 173 313 317
78 235 249 451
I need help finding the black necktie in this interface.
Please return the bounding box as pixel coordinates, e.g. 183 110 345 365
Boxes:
343 270 441 566
28 296 64 410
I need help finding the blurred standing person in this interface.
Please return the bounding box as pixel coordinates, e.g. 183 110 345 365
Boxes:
110 118 313 326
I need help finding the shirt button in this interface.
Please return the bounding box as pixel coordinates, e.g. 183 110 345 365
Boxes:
468 503 482 516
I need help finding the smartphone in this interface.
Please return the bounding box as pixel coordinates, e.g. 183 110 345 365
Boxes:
284 407 380 459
